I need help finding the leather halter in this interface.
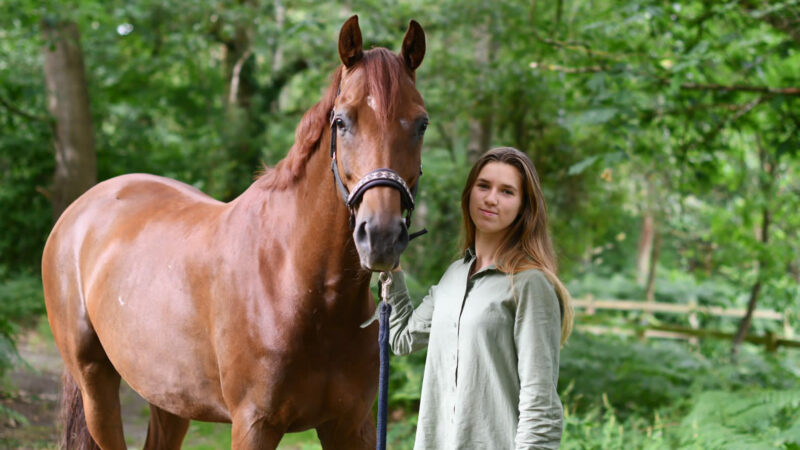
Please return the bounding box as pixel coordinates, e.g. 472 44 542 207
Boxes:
329 108 426 240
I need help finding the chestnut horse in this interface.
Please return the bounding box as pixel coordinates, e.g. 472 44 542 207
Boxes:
41 16 427 449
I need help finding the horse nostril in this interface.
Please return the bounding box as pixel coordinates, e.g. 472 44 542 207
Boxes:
394 220 409 254
355 219 368 245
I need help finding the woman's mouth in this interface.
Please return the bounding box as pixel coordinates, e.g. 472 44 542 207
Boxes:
479 208 497 217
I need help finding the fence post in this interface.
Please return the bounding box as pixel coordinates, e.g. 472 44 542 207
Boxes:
688 299 699 347
586 294 595 315
765 331 778 353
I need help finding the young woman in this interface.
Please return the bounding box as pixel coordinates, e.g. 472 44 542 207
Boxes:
387 147 574 449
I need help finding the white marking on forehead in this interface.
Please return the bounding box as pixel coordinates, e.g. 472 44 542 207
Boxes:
366 95 377 111
400 119 410 129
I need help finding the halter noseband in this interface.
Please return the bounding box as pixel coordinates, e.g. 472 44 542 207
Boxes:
329 108 426 240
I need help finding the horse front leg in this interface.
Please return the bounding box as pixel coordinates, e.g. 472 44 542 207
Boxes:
230 411 284 450
316 412 376 450
143 404 190 450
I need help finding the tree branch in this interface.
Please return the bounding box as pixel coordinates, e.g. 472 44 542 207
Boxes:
0 95 51 123
730 95 771 122
529 29 627 61
529 61 606 73
679 82 800 96
228 48 253 106
738 0 800 44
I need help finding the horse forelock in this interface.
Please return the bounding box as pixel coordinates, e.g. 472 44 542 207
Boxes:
360 48 407 126
259 48 412 191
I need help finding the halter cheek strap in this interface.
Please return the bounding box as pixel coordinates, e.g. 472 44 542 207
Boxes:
329 110 427 240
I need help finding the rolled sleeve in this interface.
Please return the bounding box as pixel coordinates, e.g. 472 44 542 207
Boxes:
386 271 435 356
513 271 563 449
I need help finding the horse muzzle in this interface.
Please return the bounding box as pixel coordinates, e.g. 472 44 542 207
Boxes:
353 211 409 272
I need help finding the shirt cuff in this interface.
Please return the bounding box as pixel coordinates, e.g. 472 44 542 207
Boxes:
385 271 411 307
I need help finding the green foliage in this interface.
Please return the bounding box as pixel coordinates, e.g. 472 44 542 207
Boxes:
678 390 800 448
561 388 800 449
561 332 704 416
562 394 670 450
1 0 799 446
0 271 45 380
561 331 800 418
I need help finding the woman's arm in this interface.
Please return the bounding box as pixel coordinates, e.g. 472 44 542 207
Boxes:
386 270 435 356
513 270 564 449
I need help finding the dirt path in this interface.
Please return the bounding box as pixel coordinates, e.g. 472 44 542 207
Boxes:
0 324 153 449
0 323 319 449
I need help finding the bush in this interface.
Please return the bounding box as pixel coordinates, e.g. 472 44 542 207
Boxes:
678 390 800 448
0 270 46 380
560 332 800 418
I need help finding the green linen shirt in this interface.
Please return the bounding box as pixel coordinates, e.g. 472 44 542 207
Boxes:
387 252 563 449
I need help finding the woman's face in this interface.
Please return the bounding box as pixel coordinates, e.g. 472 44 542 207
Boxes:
469 161 524 240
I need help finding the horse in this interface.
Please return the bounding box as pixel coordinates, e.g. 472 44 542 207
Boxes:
41 15 427 449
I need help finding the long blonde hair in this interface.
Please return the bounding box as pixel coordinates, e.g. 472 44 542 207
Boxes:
460 147 573 344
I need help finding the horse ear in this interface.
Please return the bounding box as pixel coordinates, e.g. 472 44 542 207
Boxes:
401 20 425 72
338 15 363 68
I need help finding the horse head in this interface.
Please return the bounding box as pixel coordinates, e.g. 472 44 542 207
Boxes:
331 16 427 272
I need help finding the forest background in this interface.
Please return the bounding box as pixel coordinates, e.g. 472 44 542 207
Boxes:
1 0 799 448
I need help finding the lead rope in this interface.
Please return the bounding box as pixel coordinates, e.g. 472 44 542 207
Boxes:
377 272 392 450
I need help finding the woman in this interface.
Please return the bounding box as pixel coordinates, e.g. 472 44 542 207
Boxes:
387 147 574 449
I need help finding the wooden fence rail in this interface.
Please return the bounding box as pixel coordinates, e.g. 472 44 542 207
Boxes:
573 296 799 352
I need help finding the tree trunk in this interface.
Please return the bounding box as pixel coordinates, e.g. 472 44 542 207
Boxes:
732 138 773 359
42 20 96 221
789 260 800 284
467 22 493 164
644 229 661 302
211 1 260 200
732 205 770 359
636 214 654 286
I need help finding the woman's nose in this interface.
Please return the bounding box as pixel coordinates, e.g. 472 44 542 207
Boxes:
485 190 498 205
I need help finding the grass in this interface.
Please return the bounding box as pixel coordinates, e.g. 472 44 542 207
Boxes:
182 423 321 449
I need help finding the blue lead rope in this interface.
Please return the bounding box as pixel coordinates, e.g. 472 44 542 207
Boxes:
377 299 392 450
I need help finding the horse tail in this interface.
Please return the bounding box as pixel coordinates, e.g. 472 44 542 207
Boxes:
60 370 101 450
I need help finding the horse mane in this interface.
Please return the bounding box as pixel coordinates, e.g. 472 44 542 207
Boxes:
258 48 408 190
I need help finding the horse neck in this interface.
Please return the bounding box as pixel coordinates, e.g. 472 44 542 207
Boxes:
293 136 363 271
231 130 370 298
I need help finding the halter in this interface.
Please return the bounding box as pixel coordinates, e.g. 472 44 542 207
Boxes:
329 108 426 240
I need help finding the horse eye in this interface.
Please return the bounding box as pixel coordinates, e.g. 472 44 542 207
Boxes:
419 120 428 135
334 118 345 130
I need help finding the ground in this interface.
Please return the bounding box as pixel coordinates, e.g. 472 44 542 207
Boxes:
0 321 321 449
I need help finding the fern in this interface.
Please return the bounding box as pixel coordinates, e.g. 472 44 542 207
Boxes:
678 390 800 448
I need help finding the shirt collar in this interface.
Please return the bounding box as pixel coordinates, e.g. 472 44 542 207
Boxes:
463 247 499 276
463 247 476 263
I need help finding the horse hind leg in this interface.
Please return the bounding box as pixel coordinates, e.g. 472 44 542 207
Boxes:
60 360 126 450
60 370 101 450
78 359 127 450
143 404 190 450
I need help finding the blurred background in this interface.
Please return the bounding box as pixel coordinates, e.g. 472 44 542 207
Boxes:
1 0 799 448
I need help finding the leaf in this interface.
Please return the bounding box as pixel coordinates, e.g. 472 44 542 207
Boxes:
568 155 601 176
